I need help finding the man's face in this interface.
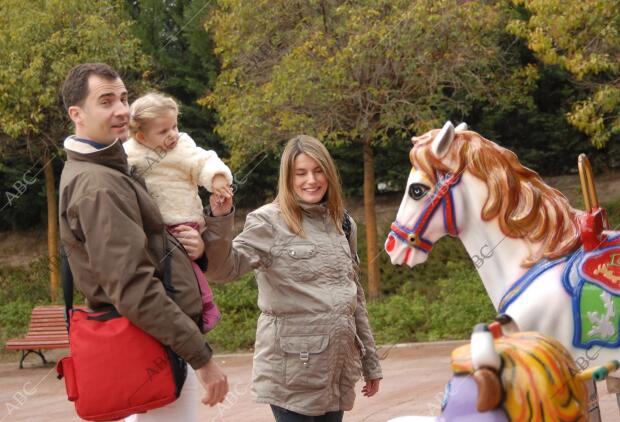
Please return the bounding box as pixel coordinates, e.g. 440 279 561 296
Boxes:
69 76 129 144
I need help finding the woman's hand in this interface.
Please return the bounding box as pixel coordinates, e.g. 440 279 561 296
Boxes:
362 378 380 397
172 225 205 260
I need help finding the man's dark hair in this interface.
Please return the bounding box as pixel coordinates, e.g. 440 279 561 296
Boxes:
61 63 119 110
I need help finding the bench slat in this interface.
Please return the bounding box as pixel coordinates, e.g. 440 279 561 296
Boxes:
3 305 86 353
6 339 69 346
6 341 69 347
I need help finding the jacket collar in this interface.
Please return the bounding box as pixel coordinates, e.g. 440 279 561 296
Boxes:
64 136 130 175
298 200 327 218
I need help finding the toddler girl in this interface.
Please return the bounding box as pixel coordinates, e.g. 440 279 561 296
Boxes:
124 92 232 332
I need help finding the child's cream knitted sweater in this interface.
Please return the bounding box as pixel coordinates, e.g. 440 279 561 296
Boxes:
124 133 232 227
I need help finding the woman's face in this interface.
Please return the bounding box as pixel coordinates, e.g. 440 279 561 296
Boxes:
293 153 328 204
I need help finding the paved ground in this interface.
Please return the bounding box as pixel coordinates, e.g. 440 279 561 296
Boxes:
1 342 618 422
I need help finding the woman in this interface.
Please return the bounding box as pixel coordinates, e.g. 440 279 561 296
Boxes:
204 135 383 421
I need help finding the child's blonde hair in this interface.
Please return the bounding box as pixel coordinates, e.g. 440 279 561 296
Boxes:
129 92 179 137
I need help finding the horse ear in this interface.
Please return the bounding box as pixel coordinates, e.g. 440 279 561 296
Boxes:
455 122 468 132
431 121 455 158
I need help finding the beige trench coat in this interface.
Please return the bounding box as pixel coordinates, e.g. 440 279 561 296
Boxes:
203 202 382 416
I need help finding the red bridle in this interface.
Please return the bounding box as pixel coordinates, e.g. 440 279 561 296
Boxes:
387 172 462 255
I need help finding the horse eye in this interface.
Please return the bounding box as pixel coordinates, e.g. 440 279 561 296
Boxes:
408 183 429 200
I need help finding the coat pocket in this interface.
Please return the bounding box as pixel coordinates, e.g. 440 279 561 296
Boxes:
280 334 329 389
281 243 317 282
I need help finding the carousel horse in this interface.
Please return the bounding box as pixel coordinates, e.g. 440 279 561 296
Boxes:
388 321 619 422
385 121 620 367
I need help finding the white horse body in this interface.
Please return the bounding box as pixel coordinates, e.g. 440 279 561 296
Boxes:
387 122 618 367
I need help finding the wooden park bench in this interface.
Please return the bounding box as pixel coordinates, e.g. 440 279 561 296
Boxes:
4 305 82 369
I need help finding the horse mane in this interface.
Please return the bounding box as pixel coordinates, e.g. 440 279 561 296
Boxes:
409 130 581 267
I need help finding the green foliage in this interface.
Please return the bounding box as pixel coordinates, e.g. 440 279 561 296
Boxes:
604 197 620 229
0 301 34 343
425 263 497 341
367 294 428 345
0 258 53 305
124 0 221 149
0 256 83 352
206 0 521 165
367 261 496 345
205 274 260 351
0 156 49 231
0 0 149 148
0 257 51 348
508 0 620 148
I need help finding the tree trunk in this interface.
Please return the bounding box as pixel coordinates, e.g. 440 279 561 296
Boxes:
44 150 59 301
362 138 380 299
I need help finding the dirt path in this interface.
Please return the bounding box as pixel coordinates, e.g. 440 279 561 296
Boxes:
1 342 618 422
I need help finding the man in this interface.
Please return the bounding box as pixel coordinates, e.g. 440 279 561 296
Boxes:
58 63 228 420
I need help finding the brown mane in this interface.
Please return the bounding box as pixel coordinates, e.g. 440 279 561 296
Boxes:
409 129 581 266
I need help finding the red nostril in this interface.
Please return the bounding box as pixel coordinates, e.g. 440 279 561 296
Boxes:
386 235 395 252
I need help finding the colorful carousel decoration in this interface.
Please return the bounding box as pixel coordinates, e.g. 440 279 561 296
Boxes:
385 122 620 418
388 317 618 421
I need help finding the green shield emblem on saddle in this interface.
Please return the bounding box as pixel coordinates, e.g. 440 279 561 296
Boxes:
579 282 620 346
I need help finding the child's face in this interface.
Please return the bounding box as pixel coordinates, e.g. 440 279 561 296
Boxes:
137 110 179 151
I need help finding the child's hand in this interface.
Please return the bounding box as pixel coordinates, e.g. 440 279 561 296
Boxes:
209 193 233 217
212 174 233 199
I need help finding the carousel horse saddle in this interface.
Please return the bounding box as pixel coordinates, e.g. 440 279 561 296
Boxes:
563 233 620 349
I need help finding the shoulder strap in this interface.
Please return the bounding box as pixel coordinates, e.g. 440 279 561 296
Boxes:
342 211 352 241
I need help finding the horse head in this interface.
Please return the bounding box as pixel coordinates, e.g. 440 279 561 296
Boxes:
385 121 468 267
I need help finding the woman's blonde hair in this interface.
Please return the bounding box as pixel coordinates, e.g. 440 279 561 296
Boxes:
276 135 345 237
128 92 179 137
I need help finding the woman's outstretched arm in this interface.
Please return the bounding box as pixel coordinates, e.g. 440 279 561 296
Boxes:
202 195 274 283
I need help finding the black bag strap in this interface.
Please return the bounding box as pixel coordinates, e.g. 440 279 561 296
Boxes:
342 211 352 241
60 245 74 325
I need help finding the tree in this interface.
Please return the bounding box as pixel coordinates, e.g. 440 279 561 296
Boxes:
124 0 221 147
0 0 148 300
508 0 620 148
205 0 519 299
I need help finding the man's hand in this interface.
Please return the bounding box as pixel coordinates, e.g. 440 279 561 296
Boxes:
172 225 205 260
195 359 229 406
362 378 380 397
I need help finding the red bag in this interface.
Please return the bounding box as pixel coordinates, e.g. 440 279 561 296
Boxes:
56 241 187 421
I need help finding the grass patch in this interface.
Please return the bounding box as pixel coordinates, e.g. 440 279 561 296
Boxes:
205 274 259 352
